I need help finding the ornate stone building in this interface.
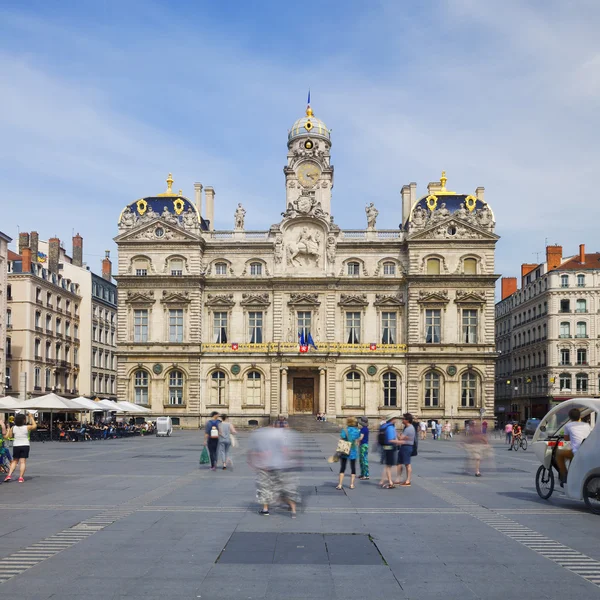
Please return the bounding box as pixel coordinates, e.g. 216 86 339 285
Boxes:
115 104 499 428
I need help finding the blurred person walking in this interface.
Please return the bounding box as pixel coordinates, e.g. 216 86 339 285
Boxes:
378 414 400 488
395 413 416 486
463 421 491 477
204 411 221 471
248 425 300 517
4 412 37 483
218 415 237 470
504 422 513 445
358 417 370 480
336 417 361 490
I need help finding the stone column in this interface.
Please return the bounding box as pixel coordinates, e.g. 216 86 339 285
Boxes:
280 368 288 416
205 186 215 231
319 367 326 414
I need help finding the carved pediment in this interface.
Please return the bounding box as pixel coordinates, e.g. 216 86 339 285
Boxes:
417 290 449 304
409 219 499 241
240 293 271 307
161 291 191 304
127 291 155 304
338 294 369 307
455 290 486 304
374 293 404 307
115 220 200 243
288 293 320 306
205 293 235 308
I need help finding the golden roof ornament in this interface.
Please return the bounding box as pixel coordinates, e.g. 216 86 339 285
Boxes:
157 173 177 197
306 106 314 117
440 170 447 191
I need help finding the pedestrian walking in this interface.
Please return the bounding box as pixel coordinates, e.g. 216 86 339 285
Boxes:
378 414 400 489
436 421 442 440
358 416 370 480
218 414 237 470
395 413 416 486
443 421 452 440
247 425 300 517
481 420 488 435
336 417 361 490
504 422 513 445
419 420 427 441
463 421 491 477
430 420 437 440
204 411 221 471
4 412 37 483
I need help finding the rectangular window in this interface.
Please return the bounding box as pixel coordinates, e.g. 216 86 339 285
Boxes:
249 311 263 344
169 309 184 343
135 268 148 276
34 367 41 388
250 263 262 276
74 324 79 339
381 312 397 344
462 310 478 343
425 309 441 343
577 348 587 365
215 263 227 275
345 312 361 344
45 368 51 389
424 373 440 407
133 309 148 342
170 259 184 276
213 312 228 343
297 311 311 340
35 312 41 328
560 348 570 365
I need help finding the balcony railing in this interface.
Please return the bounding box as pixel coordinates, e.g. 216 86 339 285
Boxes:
559 334 572 338
200 342 408 354
575 334 589 338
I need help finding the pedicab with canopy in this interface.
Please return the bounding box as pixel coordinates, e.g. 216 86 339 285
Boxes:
532 398 600 513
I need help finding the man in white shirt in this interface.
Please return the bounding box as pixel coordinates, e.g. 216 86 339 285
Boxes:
556 407 592 485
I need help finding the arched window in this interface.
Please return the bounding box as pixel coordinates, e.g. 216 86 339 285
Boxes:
382 372 397 407
424 372 440 407
169 258 184 276
35 311 41 328
460 373 477 408
210 370 226 405
463 258 477 274
576 322 587 338
576 299 587 313
383 262 396 276
45 368 51 390
345 371 362 406
347 261 360 276
560 322 570 338
134 370 149 404
168 370 184 405
559 373 571 391
576 373 588 392
250 262 263 276
133 257 150 276
215 262 228 276
577 274 585 287
560 274 569 288
34 338 41 358
426 258 440 275
246 371 262 406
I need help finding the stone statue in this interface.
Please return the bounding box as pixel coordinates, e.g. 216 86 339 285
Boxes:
476 204 494 229
412 205 426 229
326 234 336 264
287 227 321 267
274 233 284 264
161 206 171 220
365 202 379 229
438 202 450 219
119 206 136 229
456 202 468 221
182 207 197 229
234 203 246 230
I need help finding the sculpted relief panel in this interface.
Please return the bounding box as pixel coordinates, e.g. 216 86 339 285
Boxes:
284 224 324 272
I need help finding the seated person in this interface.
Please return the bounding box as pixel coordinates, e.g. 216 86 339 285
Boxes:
556 408 592 485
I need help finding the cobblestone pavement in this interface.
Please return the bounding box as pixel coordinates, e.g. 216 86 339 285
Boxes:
0 431 599 599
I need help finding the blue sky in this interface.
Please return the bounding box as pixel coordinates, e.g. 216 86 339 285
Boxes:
1 0 599 283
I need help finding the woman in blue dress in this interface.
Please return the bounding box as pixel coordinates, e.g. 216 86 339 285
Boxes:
336 416 361 490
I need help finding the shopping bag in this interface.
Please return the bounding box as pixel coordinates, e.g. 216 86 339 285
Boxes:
199 446 210 465
231 435 237 448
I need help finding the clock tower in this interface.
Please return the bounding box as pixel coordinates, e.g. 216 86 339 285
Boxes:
284 103 334 215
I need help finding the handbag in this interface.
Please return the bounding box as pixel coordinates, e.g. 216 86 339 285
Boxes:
336 428 352 457
199 446 210 465
231 435 237 448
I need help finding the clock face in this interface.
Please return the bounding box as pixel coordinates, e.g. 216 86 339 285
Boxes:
297 162 321 188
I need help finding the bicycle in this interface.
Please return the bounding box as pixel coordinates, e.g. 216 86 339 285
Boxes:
512 435 528 451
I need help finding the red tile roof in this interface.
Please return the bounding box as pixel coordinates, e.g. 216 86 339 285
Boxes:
7 250 21 261
558 253 600 271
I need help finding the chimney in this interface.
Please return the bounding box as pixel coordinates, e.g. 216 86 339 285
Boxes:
205 186 215 231
579 244 585 264
501 277 518 300
546 245 562 271
30 231 39 263
102 250 112 281
22 247 32 273
401 185 411 226
194 182 203 218
475 186 485 202
48 237 60 274
18 232 30 254
72 233 83 267
521 263 537 278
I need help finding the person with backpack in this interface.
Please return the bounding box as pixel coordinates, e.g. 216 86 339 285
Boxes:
395 413 416 486
204 411 221 471
336 417 361 490
378 413 401 489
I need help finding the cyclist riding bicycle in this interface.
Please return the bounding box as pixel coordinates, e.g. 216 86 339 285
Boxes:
509 423 522 451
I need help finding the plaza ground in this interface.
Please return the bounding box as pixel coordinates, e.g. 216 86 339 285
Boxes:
0 431 600 599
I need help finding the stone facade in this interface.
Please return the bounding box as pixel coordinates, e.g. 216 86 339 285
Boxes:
115 105 499 428
0 231 12 396
495 244 600 421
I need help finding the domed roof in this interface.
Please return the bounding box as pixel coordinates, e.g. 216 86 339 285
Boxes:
118 174 209 231
288 105 330 142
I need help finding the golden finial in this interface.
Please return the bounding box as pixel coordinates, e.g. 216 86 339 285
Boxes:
166 173 174 194
178 189 183 196
306 106 314 117
440 170 447 191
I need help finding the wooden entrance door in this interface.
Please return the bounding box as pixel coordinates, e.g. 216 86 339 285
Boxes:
293 378 314 414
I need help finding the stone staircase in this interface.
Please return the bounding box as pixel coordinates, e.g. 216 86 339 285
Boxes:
286 415 341 433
